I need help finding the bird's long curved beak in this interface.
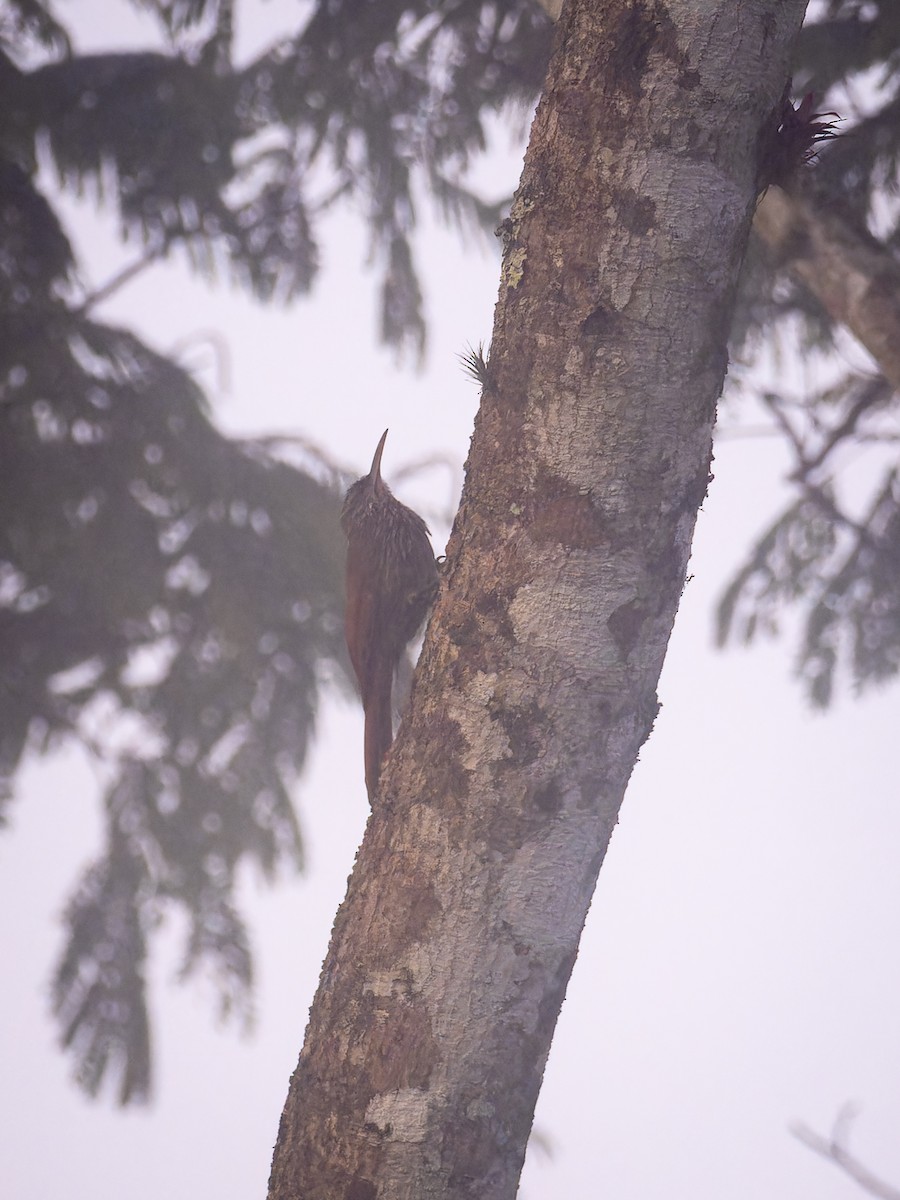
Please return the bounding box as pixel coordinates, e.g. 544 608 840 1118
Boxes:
368 429 389 490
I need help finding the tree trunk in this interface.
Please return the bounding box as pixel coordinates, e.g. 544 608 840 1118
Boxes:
268 3 808 1197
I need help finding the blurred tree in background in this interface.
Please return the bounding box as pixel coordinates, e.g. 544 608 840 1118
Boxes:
721 2 900 707
0 0 897 1102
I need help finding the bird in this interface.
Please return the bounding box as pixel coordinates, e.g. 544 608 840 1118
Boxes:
341 430 439 799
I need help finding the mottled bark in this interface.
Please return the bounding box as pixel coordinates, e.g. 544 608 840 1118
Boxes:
754 185 900 395
268 3 808 1198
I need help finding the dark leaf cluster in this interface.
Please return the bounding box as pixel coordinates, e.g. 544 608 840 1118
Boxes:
3 0 550 354
0 155 348 1100
760 87 840 190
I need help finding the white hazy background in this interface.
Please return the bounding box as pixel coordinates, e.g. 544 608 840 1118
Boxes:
2 4 899 1198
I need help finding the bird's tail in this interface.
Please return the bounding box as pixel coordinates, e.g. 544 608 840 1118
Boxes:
363 656 394 801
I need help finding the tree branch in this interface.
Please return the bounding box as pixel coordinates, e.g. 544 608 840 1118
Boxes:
76 246 165 316
792 1108 900 1200
754 185 900 395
